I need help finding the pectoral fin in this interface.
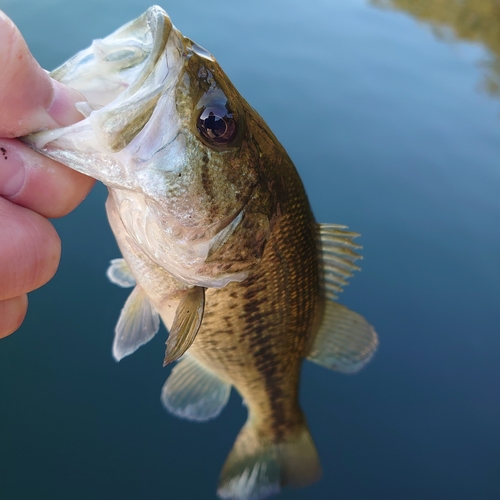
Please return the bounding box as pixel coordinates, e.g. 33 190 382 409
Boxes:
113 285 160 362
307 301 378 373
163 286 205 366
106 258 136 288
161 354 231 421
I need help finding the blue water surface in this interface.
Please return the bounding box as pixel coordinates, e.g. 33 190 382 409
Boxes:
0 0 499 499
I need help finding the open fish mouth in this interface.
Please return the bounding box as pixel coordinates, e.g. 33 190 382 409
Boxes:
51 6 176 111
23 6 262 287
24 6 191 187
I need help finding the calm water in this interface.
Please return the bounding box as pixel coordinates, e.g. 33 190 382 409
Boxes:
1 1 499 499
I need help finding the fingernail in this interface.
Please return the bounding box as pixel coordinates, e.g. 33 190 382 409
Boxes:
47 80 85 127
0 141 26 197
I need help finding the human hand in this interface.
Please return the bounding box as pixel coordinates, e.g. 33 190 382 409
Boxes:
0 11 95 337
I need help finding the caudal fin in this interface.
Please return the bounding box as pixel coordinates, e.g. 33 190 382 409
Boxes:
217 422 321 500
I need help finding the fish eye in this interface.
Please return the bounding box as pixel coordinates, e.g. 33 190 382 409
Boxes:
197 105 237 146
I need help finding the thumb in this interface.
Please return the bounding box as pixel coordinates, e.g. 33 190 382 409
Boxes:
0 11 83 138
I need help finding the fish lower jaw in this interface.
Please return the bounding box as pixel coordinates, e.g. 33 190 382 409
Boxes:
132 224 250 288
108 197 250 290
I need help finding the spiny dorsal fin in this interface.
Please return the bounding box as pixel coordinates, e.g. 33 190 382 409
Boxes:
106 258 136 288
113 285 160 362
163 286 206 366
161 354 231 421
218 423 321 500
317 223 362 300
307 301 378 373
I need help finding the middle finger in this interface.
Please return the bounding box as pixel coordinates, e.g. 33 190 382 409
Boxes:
0 197 60 301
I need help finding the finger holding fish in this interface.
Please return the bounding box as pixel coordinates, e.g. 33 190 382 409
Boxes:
0 141 92 337
0 138 94 218
0 196 60 338
0 11 93 218
0 16 95 216
0 10 95 337
0 11 83 137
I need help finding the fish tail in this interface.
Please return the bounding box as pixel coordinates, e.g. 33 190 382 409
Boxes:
217 419 321 500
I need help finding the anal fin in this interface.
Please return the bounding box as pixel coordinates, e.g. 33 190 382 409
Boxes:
106 257 136 288
161 354 231 421
307 301 378 373
163 286 205 365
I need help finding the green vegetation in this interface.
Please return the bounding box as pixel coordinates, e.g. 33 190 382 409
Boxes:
372 0 500 95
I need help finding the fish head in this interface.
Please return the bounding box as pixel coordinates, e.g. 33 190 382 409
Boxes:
25 6 272 287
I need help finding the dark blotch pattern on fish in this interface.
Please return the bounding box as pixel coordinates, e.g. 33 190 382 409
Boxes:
200 152 214 200
191 163 319 445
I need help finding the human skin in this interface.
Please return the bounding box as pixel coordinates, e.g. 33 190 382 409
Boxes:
0 11 94 337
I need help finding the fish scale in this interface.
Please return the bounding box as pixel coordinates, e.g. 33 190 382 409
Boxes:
23 6 378 500
191 201 319 446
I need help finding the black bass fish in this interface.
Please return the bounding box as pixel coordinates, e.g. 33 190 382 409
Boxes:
25 6 378 499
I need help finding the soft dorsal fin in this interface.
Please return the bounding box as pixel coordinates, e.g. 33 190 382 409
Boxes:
161 354 231 421
307 301 378 373
163 286 206 366
317 223 362 300
112 284 160 361
106 258 136 288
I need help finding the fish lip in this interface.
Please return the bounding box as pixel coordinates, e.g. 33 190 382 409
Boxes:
21 5 187 181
